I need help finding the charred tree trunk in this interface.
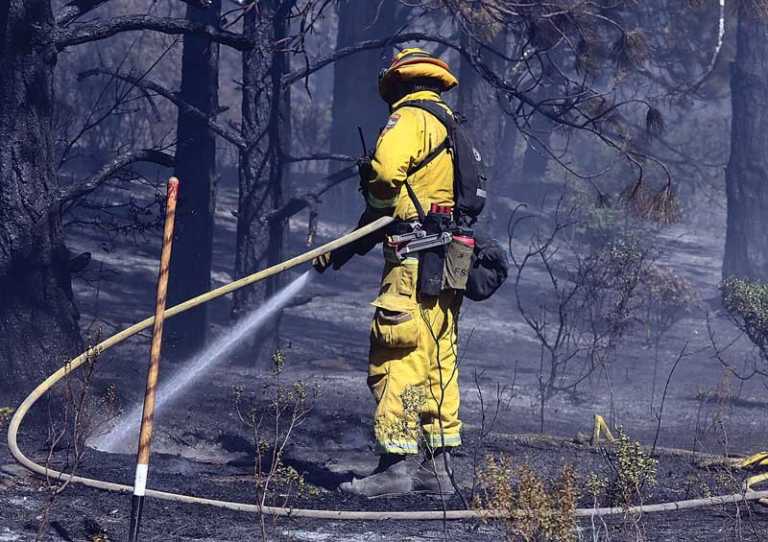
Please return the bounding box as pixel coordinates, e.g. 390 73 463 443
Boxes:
492 108 518 188
458 29 505 225
458 31 505 172
520 113 553 189
0 0 81 394
328 0 396 221
166 0 221 360
723 6 768 281
232 1 291 360
517 53 561 204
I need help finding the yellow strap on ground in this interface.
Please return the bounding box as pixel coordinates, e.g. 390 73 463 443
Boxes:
745 473 768 491
740 453 768 505
744 473 768 506
592 414 615 446
739 452 768 469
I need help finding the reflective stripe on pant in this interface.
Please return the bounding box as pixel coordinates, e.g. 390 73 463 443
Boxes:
367 257 462 455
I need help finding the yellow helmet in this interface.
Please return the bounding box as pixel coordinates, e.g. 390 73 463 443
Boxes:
378 48 458 103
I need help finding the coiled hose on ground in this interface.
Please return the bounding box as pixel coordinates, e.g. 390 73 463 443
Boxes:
7 215 768 520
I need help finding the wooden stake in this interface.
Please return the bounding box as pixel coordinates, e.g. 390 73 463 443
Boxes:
128 177 179 542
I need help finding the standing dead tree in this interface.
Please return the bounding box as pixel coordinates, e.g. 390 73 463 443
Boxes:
232 0 295 343
79 1 343 361
166 0 222 360
724 2 768 282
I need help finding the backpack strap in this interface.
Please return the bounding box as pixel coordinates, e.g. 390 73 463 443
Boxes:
403 180 426 222
407 138 449 177
392 100 456 222
395 99 456 130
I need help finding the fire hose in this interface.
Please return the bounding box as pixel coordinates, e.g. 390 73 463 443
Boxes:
7 214 768 521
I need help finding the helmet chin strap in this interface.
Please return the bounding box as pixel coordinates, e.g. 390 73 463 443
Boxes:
383 78 444 106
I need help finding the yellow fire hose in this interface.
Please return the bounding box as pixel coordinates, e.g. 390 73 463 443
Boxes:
7 214 768 521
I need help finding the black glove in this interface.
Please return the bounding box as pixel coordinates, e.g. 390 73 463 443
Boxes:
312 245 355 273
312 210 385 274
312 252 334 274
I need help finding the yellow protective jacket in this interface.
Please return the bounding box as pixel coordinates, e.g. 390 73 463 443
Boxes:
364 90 454 220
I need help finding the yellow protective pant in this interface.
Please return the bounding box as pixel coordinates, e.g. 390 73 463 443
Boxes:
367 256 462 455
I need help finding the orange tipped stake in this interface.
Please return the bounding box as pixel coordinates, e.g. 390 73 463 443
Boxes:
128 176 180 542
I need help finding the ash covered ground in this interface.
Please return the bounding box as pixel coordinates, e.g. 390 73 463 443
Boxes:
3 188 768 541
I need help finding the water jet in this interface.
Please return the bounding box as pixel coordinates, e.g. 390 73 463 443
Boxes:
90 271 312 454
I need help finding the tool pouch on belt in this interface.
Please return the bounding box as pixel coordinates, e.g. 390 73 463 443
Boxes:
418 247 445 297
416 209 452 297
443 237 474 290
371 262 420 349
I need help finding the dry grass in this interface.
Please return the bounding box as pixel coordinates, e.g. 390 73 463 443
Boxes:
475 455 578 542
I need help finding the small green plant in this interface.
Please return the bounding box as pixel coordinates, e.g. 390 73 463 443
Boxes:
473 454 514 518
271 349 286 374
0 407 14 428
586 472 608 504
610 427 657 508
233 349 317 542
374 384 427 451
585 472 610 541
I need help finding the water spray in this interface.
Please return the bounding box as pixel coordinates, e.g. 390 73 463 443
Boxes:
94 271 312 454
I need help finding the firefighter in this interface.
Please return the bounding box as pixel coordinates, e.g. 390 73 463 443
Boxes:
315 49 462 498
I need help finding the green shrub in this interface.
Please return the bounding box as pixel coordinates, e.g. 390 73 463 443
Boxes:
610 427 657 508
721 277 768 355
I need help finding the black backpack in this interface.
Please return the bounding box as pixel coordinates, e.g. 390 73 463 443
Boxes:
395 100 487 225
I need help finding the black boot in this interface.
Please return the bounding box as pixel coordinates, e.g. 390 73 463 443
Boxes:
412 448 454 495
339 454 414 498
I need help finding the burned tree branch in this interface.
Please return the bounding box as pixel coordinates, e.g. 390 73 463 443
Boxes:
283 26 669 189
55 15 253 50
176 0 215 8
283 32 444 86
78 68 247 149
283 30 624 140
56 0 113 26
57 149 175 204
56 0 215 26
261 166 358 224
283 153 355 163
